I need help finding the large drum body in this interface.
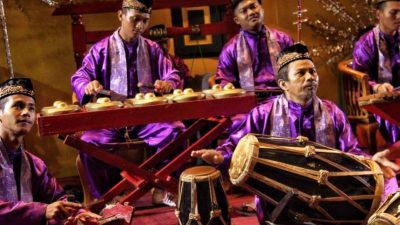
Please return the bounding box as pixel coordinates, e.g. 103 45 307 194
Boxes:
229 134 384 224
368 191 400 225
176 166 230 225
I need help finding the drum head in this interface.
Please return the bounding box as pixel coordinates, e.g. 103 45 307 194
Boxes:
229 134 259 186
180 166 220 182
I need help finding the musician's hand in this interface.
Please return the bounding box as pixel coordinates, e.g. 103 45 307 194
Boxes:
84 80 103 96
191 149 224 165
372 149 400 179
154 80 173 94
375 83 394 93
65 211 101 225
46 201 82 221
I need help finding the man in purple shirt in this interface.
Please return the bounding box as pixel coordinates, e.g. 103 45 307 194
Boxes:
216 0 293 94
353 0 400 144
0 78 86 225
193 43 399 224
71 0 184 203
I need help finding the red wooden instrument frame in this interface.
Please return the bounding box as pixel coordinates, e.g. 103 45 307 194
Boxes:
361 101 400 127
38 95 257 210
37 95 256 136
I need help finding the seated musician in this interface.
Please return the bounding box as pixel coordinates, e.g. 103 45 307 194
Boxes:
216 0 294 133
0 78 100 225
192 43 399 224
71 0 184 206
216 0 293 100
353 0 400 145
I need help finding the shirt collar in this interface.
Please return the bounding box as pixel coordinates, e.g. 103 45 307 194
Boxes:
242 25 267 37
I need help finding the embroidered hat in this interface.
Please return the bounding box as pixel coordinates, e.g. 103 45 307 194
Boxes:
377 0 400 3
122 0 152 14
0 78 35 100
277 43 313 71
231 0 262 11
376 0 400 8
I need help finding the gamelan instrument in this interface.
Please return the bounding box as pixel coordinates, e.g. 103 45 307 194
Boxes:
229 134 383 224
176 166 230 225
38 85 252 136
41 100 81 116
368 190 400 225
203 83 246 99
359 91 400 127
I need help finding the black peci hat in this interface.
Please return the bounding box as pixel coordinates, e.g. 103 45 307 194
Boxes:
122 0 153 14
0 78 35 100
277 43 313 72
231 0 262 11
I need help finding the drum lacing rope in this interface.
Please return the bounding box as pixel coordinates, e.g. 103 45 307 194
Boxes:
208 175 219 218
208 175 227 225
188 178 201 223
308 195 322 208
304 145 316 157
174 179 184 218
296 136 309 144
317 170 329 184
294 213 308 223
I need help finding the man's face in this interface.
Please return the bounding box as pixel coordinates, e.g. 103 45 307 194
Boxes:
234 0 264 33
118 8 150 41
0 95 36 137
279 59 319 104
377 1 400 34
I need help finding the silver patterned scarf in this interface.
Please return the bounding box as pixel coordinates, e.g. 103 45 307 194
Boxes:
373 25 399 83
109 29 152 95
270 95 336 148
0 140 32 202
236 26 281 90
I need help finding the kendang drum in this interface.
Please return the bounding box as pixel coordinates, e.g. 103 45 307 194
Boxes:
175 166 230 225
368 191 400 225
229 134 384 225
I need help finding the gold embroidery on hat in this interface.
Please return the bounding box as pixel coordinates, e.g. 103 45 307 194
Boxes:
122 0 151 13
0 85 34 99
277 52 311 70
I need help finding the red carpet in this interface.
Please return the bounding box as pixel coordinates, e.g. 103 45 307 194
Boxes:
131 192 258 225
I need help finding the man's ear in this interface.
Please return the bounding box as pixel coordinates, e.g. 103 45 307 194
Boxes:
233 16 240 25
376 9 381 21
118 10 123 22
278 79 288 91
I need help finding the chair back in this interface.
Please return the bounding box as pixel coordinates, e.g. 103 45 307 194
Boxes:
338 59 371 123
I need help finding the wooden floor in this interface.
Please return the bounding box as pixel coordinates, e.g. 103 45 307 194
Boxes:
131 192 259 225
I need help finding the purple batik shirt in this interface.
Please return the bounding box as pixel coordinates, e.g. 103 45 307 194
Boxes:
71 34 181 104
353 29 400 88
216 96 363 169
0 150 66 225
216 26 293 89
